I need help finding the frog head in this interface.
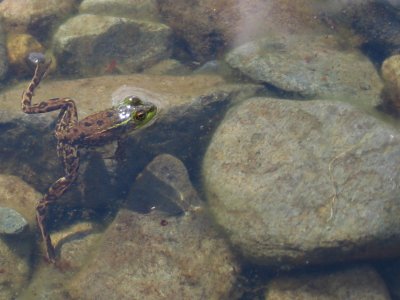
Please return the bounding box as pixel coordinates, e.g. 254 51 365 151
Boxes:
115 96 157 130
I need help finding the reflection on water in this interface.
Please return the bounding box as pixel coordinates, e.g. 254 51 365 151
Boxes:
0 0 399 299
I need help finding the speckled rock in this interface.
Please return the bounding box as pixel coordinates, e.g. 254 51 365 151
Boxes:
0 0 78 39
381 54 400 115
53 14 172 76
226 34 382 101
265 265 390 299
79 0 160 21
67 208 238 299
6 33 45 76
203 97 400 266
0 207 28 235
66 154 238 299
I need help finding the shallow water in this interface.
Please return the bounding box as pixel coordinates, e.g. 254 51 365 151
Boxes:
1 1 400 299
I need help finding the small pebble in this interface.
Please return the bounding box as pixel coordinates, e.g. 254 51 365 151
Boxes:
0 207 28 235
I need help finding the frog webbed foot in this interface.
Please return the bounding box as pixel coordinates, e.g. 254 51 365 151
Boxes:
26 52 52 77
27 52 47 65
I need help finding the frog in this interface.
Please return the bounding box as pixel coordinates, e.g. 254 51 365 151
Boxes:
21 52 157 263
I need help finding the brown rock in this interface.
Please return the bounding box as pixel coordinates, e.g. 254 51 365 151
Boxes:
6 33 45 76
67 209 239 299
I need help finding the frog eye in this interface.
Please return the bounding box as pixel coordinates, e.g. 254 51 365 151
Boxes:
128 96 142 106
135 110 147 121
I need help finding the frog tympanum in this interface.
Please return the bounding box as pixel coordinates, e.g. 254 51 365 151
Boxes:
21 53 157 263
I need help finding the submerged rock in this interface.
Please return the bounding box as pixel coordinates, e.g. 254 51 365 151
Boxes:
53 14 172 76
203 97 400 266
0 0 77 39
66 154 238 299
226 34 382 101
126 154 202 214
79 0 160 21
6 33 45 77
323 1 400 61
158 0 324 62
0 207 28 235
67 208 238 299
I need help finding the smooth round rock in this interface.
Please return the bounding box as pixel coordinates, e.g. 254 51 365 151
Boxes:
203 97 400 266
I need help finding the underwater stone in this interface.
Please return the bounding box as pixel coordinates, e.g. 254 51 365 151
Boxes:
225 34 382 101
79 0 160 21
0 207 28 235
53 14 172 76
203 97 400 266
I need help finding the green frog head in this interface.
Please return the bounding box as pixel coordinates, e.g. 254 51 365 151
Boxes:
114 95 157 130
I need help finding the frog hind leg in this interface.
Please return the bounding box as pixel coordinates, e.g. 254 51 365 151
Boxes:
36 142 80 263
36 104 80 263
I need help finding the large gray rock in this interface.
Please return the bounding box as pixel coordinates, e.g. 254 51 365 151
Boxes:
79 0 160 21
53 14 172 76
226 35 382 101
203 97 400 266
